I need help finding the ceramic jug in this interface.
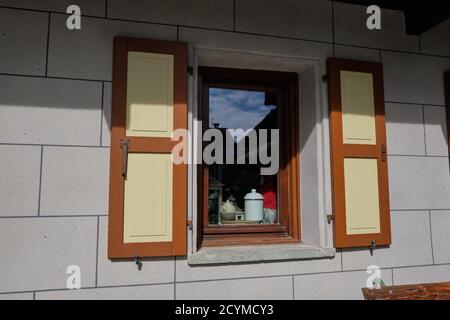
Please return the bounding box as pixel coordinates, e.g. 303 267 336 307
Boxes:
244 189 264 221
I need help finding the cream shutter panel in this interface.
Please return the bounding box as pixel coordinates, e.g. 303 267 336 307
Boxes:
108 37 187 258
328 58 391 248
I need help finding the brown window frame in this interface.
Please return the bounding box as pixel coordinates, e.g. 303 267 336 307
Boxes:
197 66 301 248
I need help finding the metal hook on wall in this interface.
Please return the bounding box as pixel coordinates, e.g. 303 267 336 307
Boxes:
369 241 377 256
135 255 143 271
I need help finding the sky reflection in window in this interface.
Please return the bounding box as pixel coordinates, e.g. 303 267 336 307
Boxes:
209 88 276 141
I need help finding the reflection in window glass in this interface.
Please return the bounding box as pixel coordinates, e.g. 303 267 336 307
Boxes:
207 88 279 226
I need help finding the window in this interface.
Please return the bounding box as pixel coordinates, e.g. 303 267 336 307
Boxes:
197 67 300 247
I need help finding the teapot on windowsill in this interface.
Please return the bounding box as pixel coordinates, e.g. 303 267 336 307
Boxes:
220 200 236 221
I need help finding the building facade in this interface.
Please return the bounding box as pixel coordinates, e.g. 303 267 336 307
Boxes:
0 0 449 300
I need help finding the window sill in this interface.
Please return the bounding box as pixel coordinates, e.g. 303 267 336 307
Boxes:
187 243 336 266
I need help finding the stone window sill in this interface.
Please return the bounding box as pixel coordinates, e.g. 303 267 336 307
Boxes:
187 243 336 266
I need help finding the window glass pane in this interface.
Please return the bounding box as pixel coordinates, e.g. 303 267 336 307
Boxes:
207 88 279 226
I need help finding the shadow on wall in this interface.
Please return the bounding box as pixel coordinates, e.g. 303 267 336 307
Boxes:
0 72 447 149
0 75 106 146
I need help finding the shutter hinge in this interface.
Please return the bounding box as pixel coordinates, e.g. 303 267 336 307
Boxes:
187 66 193 76
187 219 193 230
326 214 334 224
369 240 377 256
322 74 328 82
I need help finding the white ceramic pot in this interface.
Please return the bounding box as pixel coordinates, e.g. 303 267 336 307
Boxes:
220 200 236 221
244 189 264 221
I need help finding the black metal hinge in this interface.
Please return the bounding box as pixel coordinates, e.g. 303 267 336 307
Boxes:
327 214 334 224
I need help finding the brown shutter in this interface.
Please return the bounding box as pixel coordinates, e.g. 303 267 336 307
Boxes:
445 71 450 157
327 58 391 248
108 37 188 259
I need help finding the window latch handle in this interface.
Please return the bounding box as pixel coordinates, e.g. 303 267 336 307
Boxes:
121 139 130 177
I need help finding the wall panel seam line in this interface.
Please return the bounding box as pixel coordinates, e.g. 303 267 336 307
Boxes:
100 82 105 146
418 34 421 53
331 0 335 57
0 290 36 295
176 275 294 285
0 72 109 83
105 0 108 18
342 263 450 273
391 208 450 212
385 101 446 108
422 105 428 156
1 282 176 296
174 256 177 300
45 13 51 77
386 153 445 157
95 216 100 287
428 210 435 264
377 48 450 59
177 275 299 285
0 5 107 18
61 11 235 32
388 154 448 159
0 143 110 149
351 45 450 59
37 146 44 216
292 275 295 300
176 269 395 285
216 28 335 46
0 214 108 219
233 0 236 32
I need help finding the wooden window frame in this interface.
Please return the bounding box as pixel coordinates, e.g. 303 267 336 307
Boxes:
328 58 391 248
197 67 301 248
108 37 188 259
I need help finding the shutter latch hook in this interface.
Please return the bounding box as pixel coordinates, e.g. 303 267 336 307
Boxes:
369 241 376 256
135 255 143 271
